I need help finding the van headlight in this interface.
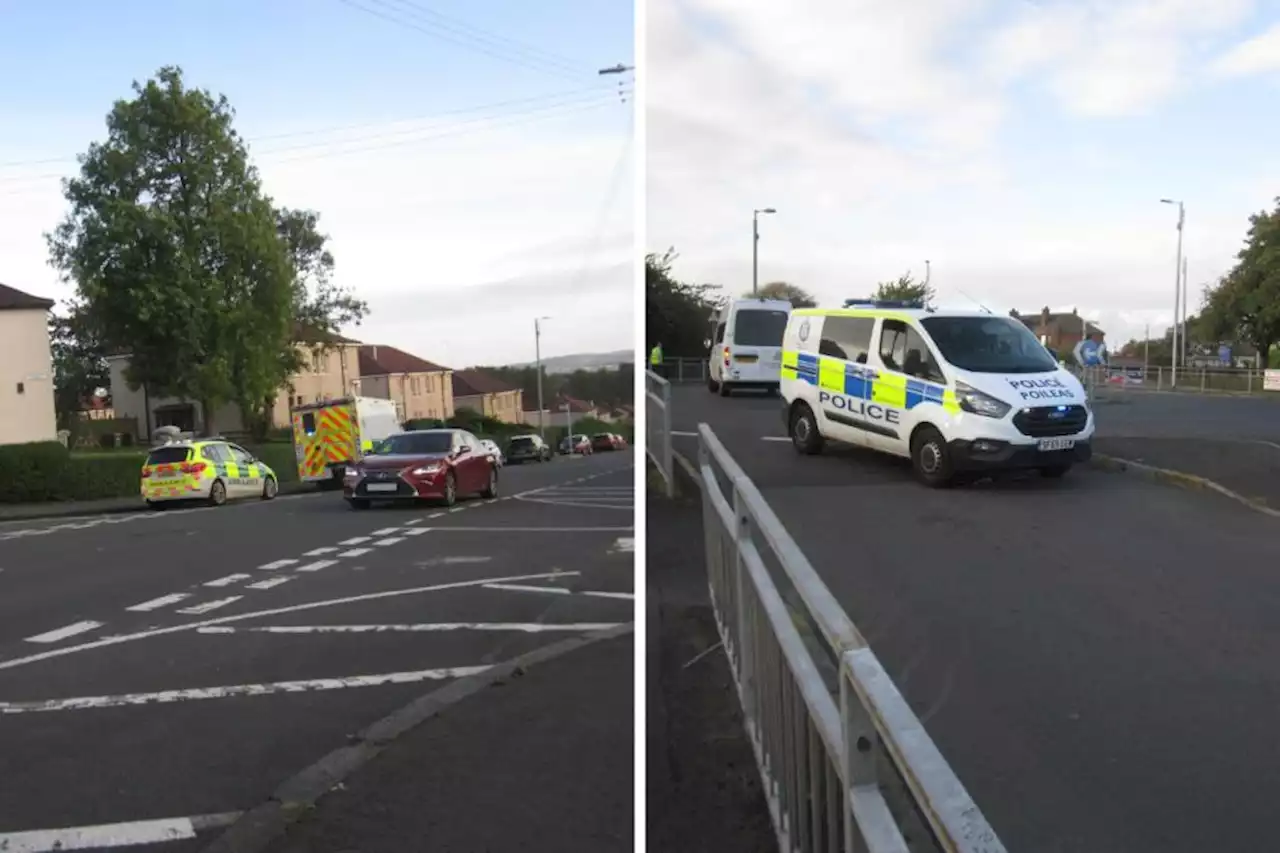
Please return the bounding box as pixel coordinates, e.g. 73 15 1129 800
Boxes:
955 382 1011 419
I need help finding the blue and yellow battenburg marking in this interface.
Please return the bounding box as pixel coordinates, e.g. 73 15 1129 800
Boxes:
782 351 960 413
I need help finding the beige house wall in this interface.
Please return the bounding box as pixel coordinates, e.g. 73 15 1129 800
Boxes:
0 309 57 445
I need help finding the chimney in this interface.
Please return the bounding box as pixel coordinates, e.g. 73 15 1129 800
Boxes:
371 345 377 362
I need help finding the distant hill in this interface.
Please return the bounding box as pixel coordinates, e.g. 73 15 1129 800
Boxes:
508 349 634 374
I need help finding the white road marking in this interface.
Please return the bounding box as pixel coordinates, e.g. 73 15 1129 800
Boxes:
246 576 294 590
671 430 697 437
338 548 371 558
582 590 635 600
516 497 632 511
176 596 242 615
405 518 423 525
125 593 189 613
0 666 492 714
0 570 581 673
339 536 370 545
484 583 570 596
295 559 338 573
373 537 404 546
197 622 623 635
204 573 251 588
0 812 240 851
370 527 402 535
403 528 429 536
611 537 635 553
427 512 445 519
24 621 103 644
417 556 492 566
304 546 338 556
761 435 789 442
448 506 466 513
426 526 635 532
258 559 297 571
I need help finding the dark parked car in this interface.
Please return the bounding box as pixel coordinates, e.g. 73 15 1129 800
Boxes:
342 429 497 509
506 434 553 463
590 433 617 452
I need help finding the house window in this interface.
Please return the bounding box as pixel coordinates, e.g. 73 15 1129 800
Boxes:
412 377 420 395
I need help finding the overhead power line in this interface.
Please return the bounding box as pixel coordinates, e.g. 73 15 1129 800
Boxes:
337 0 588 81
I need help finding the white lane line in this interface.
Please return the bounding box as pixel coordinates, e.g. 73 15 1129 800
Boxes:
258 559 297 571
198 622 623 635
24 621 104 644
0 812 241 851
611 537 635 553
338 548 371 558
0 666 492 714
373 537 404 546
176 596 242 615
761 435 789 442
427 512 445 519
125 593 189 613
448 507 467 513
484 583 570 596
246 576 294 591
371 527 402 535
418 556 492 566
339 536 371 545
295 559 338 573
582 590 635 600
304 546 338 556
204 573 251 588
405 518 423 525
426 526 635 532
0 570 581 673
403 528 429 536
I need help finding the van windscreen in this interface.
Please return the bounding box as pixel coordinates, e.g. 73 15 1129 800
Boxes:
732 310 789 346
921 316 1060 374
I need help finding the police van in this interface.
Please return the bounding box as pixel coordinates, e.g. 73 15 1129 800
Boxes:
706 298 792 396
780 299 1094 487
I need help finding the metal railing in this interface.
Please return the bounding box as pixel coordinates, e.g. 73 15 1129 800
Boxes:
660 357 708 384
645 368 674 496
696 424 1006 853
1075 364 1279 397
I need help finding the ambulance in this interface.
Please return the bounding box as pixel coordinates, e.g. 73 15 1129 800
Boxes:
779 300 1094 487
706 298 793 396
290 395 400 486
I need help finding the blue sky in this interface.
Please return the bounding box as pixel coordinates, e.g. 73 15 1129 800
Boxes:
0 0 634 366
647 0 1280 346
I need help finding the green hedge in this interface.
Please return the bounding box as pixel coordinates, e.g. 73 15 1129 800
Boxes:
0 442 142 504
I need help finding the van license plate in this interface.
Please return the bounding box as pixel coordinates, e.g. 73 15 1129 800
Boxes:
1037 438 1075 452
366 483 398 492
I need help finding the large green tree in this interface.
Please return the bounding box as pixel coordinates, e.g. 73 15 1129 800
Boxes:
1202 201 1280 363
46 66 294 436
873 272 935 306
48 301 109 429
646 248 721 356
744 280 817 307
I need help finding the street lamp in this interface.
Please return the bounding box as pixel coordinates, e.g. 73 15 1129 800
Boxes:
534 316 551 440
924 259 932 287
1160 198 1185 386
752 207 776 296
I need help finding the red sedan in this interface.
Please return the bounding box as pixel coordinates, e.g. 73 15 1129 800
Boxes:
343 429 497 510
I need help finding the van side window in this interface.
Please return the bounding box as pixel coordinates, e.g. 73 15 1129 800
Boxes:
715 322 726 343
821 317 874 364
880 320 945 382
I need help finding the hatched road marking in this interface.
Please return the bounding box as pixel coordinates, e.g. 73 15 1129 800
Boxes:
176 596 242 616
24 621 104 644
125 593 189 613
0 812 241 852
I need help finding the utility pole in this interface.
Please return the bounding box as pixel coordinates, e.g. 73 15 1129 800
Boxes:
1144 323 1150 372
1160 198 1184 387
534 316 551 441
924 259 931 287
752 207 776 296
1181 256 1189 367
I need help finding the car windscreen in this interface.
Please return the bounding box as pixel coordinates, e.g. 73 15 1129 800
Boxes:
373 433 452 455
146 447 190 465
732 309 790 346
508 437 535 448
920 316 1059 374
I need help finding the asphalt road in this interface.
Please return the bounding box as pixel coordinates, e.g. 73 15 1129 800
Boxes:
0 450 635 851
1090 385 1280 440
668 384 1280 853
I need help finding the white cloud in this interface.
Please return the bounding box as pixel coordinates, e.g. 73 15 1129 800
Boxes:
646 0 1270 347
1211 21 1280 77
0 104 633 369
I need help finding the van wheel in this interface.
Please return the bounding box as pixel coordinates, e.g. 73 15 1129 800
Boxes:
1040 464 1072 479
719 381 732 397
911 427 954 488
789 404 824 455
707 376 720 393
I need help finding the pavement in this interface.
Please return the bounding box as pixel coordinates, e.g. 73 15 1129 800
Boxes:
0 482 316 522
0 450 635 853
666 383 1280 853
645 483 775 853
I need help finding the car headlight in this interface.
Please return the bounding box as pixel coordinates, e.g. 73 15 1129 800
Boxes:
411 464 443 476
955 382 1011 419
343 467 361 480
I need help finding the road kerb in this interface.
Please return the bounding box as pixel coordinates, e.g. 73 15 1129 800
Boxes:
1090 454 1280 519
199 622 635 853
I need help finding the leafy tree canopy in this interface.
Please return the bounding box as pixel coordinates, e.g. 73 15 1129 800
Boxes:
48 300 109 429
744 280 817 307
872 273 935 307
646 248 722 356
1201 199 1280 362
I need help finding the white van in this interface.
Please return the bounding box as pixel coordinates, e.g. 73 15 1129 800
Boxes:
780 302 1094 487
706 298 792 396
